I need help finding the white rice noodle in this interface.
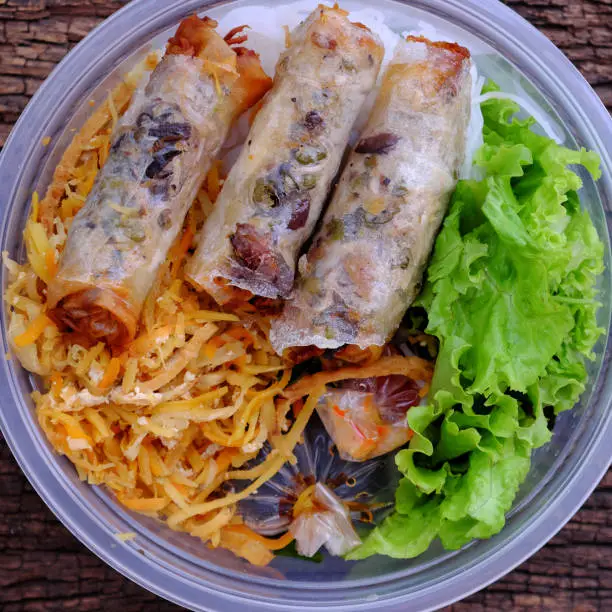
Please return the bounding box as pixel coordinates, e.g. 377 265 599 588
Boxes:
462 64 486 180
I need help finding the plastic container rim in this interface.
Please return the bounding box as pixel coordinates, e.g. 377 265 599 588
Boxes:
0 0 610 610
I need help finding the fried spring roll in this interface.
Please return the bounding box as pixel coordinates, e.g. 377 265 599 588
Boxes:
271 37 471 353
185 5 384 303
47 16 272 348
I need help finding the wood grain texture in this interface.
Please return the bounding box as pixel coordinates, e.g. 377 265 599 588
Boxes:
0 0 610 610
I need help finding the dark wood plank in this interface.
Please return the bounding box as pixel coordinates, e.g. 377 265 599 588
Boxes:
0 1 610 610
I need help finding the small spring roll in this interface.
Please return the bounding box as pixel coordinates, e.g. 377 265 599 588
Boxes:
47 16 272 348
316 373 421 462
271 37 471 352
185 5 384 303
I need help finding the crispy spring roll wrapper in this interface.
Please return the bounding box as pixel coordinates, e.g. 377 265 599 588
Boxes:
47 16 272 348
185 5 384 303
271 37 471 353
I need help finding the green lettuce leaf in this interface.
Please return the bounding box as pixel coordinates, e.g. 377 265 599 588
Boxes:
347 82 604 561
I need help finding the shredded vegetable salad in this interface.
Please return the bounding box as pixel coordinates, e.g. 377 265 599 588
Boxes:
4 56 299 566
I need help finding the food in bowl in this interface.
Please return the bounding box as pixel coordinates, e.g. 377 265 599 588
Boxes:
186 5 384 302
2 1 604 568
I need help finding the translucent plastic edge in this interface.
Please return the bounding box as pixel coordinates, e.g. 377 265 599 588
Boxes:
0 0 611 610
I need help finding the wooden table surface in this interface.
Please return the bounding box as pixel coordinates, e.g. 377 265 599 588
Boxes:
0 1 610 610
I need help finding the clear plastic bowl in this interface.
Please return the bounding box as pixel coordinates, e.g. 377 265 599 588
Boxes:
0 1 611 610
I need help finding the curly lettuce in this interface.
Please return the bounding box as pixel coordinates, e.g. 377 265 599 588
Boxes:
347 83 604 560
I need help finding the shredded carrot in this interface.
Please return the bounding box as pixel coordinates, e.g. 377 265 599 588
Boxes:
13 313 53 348
215 448 238 473
139 325 217 392
45 249 58 278
30 191 39 222
75 342 105 377
226 326 254 346
283 356 434 402
24 220 53 282
170 226 194 278
203 335 226 360
98 356 122 390
190 507 235 541
49 372 63 399
148 444 170 478
229 354 247 369
224 524 295 551
332 344 384 366
38 81 136 231
217 529 274 566
187 310 240 322
128 324 174 356
54 413 92 445
201 421 240 447
333 404 347 418
119 496 169 512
